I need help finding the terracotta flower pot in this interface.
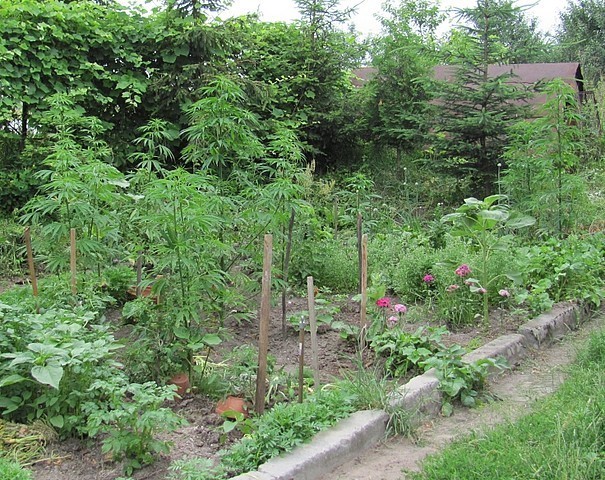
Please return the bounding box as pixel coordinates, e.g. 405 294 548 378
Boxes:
169 373 190 398
216 396 248 418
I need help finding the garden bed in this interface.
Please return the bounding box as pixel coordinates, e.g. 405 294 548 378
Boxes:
28 294 531 480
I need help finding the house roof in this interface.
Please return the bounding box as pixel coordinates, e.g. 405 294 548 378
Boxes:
433 62 583 91
351 62 586 107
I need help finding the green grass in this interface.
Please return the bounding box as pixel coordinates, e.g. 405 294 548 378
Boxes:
411 330 605 480
0 458 32 480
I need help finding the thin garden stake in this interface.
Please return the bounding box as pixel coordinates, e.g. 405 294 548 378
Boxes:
281 208 295 338
357 213 362 295
298 316 306 403
255 234 272 415
307 276 320 389
136 253 143 297
70 228 77 295
360 234 368 352
24 227 39 311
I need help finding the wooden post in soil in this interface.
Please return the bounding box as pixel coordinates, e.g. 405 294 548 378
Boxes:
307 276 320 389
281 208 296 338
135 253 143 297
360 234 368 352
70 228 77 295
255 234 272 415
357 213 363 295
24 228 39 309
298 316 306 403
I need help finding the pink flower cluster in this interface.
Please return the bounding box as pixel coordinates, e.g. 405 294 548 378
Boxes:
376 298 407 329
423 274 435 283
455 264 471 277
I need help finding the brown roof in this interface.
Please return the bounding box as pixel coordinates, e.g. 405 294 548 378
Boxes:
351 62 585 107
433 62 583 91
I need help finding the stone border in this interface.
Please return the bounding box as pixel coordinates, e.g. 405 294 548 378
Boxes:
230 301 587 480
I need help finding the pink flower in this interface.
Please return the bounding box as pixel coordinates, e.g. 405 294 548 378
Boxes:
394 303 407 314
455 264 471 277
423 274 435 283
376 297 391 308
387 316 398 328
477 287 487 294
446 284 460 293
499 289 511 297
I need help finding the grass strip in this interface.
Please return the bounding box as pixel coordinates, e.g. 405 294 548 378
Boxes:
412 330 605 480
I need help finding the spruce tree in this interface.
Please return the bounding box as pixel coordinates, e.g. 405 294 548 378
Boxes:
434 0 532 195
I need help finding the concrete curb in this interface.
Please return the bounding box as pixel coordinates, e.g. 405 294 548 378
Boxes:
230 301 587 480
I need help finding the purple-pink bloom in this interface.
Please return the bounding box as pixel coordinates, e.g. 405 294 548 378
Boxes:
499 289 511 297
423 274 435 283
394 303 407 314
478 287 487 294
376 297 391 308
446 284 460 293
387 316 398 328
455 264 471 277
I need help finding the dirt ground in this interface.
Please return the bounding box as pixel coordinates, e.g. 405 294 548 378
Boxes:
322 310 605 480
27 295 552 480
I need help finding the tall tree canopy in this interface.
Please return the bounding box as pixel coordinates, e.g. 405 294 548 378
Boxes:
558 0 605 84
434 0 532 195
367 0 443 155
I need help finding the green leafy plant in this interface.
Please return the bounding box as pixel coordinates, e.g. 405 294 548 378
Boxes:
220 388 355 477
168 458 224 480
421 349 508 417
0 458 32 480
20 92 129 274
441 195 534 324
83 380 187 475
371 326 448 378
0 301 123 435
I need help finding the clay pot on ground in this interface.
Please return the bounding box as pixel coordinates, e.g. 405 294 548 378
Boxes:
169 373 190 398
215 396 249 418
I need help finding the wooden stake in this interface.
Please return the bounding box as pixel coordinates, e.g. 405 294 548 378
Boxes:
70 228 77 295
24 227 38 298
357 213 362 295
360 234 368 350
136 253 143 297
281 208 296 338
307 276 320 389
255 234 272 415
298 317 305 403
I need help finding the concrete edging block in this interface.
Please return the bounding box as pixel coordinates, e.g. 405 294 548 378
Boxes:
462 333 527 374
518 302 581 348
257 410 389 480
390 369 442 419
228 472 276 480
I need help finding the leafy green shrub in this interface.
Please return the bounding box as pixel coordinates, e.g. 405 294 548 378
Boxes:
0 273 115 315
0 302 122 434
83 380 186 475
421 348 507 416
291 235 358 292
168 458 224 480
371 326 448 377
0 132 40 215
516 234 605 313
369 230 438 301
0 217 24 277
101 265 137 303
0 458 32 480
